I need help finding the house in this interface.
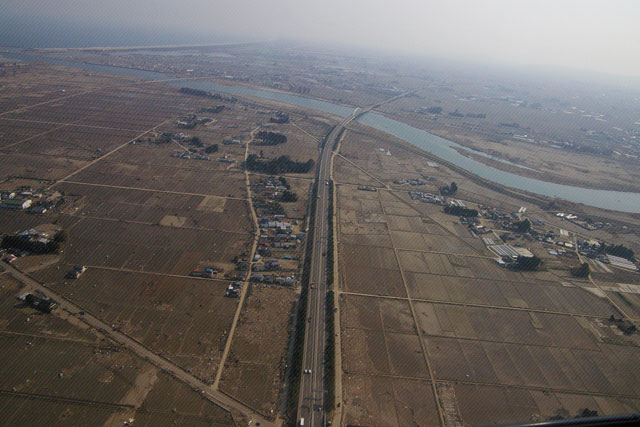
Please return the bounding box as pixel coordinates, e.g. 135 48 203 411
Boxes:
265 260 280 270
0 191 16 200
1 198 32 210
65 265 86 279
24 294 58 313
29 205 48 214
250 273 265 282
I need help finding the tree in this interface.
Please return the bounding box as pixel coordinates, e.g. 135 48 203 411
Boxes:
204 144 218 153
571 263 590 278
444 205 478 217
279 176 291 189
600 243 635 262
514 219 532 233
511 255 542 271
427 106 443 114
281 190 298 202
439 182 458 196
245 155 314 175
255 131 287 145
53 230 66 243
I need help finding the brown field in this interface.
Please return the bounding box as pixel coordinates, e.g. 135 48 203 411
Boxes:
335 123 640 425
342 374 441 427
0 272 233 425
58 182 251 233
219 284 297 418
47 217 250 275
30 267 238 382
0 61 332 425
70 162 247 198
4 126 139 160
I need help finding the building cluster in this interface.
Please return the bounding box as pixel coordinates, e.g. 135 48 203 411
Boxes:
17 293 58 313
235 176 306 290
190 266 218 279
253 177 289 201
555 212 604 231
174 114 213 129
409 191 445 204
577 240 638 271
222 138 242 145
225 281 243 298
171 150 211 161
1 188 62 214
17 228 52 243
269 111 290 124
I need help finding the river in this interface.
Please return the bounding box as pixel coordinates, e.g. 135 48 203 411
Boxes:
3 51 639 213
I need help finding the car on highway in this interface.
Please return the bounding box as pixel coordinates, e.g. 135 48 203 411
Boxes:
304 369 312 374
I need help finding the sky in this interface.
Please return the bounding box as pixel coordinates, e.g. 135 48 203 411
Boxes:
1 0 639 78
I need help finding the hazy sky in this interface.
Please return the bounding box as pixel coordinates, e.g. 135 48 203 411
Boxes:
2 0 639 77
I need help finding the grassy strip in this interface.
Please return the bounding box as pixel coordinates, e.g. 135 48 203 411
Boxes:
324 290 336 412
321 125 336 150
285 179 318 423
323 180 336 412
326 181 335 286
332 127 345 151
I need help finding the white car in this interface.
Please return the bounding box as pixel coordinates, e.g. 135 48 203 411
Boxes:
304 369 312 374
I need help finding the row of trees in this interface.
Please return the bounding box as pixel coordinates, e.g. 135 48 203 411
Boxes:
285 180 318 420
281 190 298 202
245 154 314 175
510 255 542 271
255 131 287 145
601 243 635 262
514 219 532 233
444 205 478 217
1 230 65 255
204 144 219 153
439 181 458 196
571 262 590 278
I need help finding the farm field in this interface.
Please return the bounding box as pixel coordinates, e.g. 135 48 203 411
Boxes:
0 60 328 424
335 124 640 425
0 270 234 425
219 284 297 419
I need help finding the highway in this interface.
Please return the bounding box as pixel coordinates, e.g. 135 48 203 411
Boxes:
296 115 349 427
297 91 412 427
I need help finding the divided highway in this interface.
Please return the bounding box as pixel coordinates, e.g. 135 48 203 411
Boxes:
297 92 412 427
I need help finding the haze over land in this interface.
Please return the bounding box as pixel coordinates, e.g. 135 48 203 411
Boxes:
2 2 640 426
2 0 640 80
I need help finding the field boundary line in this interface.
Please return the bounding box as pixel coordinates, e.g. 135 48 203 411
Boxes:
335 153 388 189
48 113 196 189
60 180 248 200
64 213 251 235
79 265 239 283
376 189 446 427
0 389 135 409
0 123 73 150
0 117 144 133
338 290 612 319
329 142 344 426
